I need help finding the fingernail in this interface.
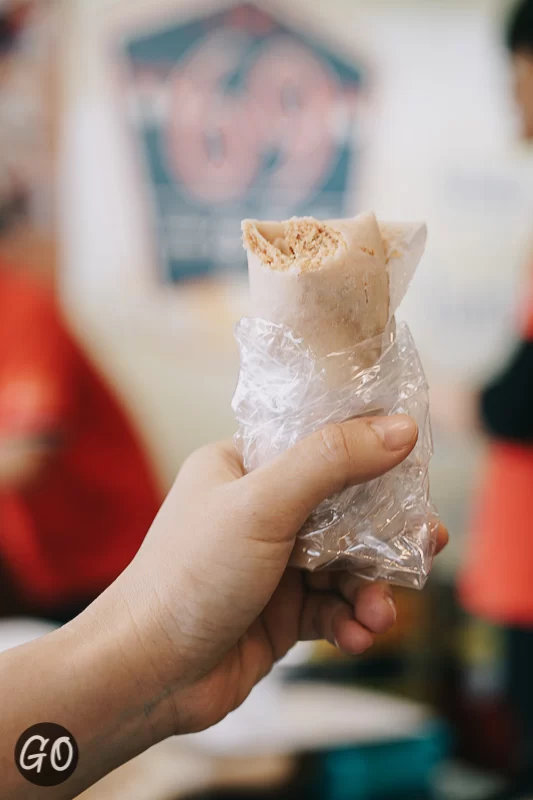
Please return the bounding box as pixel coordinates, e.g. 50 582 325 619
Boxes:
371 416 417 452
385 594 397 621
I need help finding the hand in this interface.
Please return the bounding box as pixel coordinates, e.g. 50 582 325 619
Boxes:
113 416 448 738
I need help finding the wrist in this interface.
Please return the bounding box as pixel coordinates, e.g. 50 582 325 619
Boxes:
68 575 190 745
2 603 184 798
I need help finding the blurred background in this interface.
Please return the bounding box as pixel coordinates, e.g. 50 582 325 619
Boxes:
1 0 533 798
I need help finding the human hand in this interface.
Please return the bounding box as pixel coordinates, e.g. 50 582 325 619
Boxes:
110 416 447 739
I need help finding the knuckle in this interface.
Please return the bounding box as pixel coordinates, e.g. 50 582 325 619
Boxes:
317 423 352 468
181 445 209 472
338 573 360 605
181 442 223 475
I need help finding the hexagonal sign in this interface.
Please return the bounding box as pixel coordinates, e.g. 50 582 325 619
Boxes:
121 2 364 283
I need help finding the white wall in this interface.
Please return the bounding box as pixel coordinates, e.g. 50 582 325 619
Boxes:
59 0 531 496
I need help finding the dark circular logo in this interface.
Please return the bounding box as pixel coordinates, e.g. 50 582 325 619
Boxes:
15 724 79 787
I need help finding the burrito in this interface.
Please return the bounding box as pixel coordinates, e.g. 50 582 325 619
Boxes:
242 213 390 371
234 213 436 584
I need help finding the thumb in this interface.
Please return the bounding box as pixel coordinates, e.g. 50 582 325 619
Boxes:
239 415 418 535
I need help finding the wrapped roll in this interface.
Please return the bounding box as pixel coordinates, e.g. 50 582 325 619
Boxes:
242 213 390 365
233 213 437 587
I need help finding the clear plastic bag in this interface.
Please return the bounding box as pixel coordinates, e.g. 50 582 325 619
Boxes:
233 219 438 588
232 318 438 588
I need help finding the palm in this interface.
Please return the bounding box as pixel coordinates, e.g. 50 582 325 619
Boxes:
167 516 447 735
174 566 389 733
172 568 302 732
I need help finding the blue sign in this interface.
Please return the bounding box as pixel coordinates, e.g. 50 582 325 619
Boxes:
121 3 364 283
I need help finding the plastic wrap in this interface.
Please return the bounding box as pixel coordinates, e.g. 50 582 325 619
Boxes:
232 217 438 589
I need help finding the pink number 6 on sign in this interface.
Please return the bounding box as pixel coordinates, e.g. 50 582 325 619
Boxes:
167 31 260 203
247 37 339 206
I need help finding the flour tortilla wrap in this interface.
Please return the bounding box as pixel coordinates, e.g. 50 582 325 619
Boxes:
240 213 428 573
242 213 426 376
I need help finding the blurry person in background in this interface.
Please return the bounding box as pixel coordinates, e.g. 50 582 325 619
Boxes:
441 1 533 796
0 1 161 624
0 247 162 624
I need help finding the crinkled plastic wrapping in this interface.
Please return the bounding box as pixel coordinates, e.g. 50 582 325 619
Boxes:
232 220 438 589
232 320 437 589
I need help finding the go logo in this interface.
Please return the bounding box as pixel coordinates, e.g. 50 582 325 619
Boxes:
15 724 79 787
